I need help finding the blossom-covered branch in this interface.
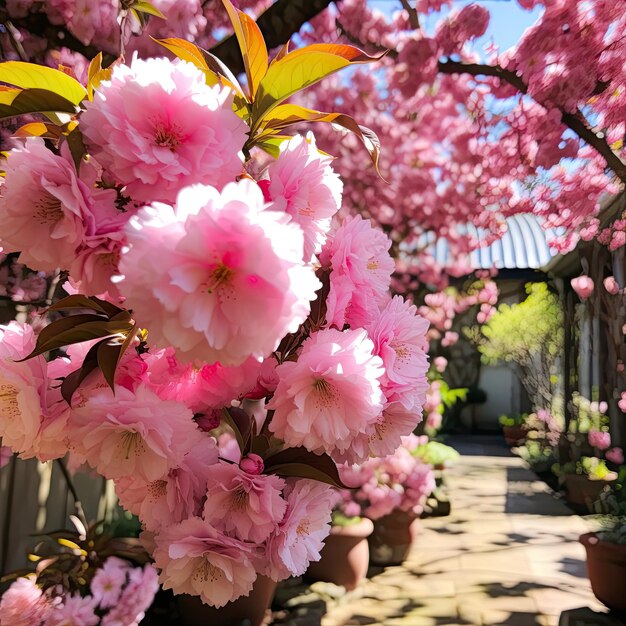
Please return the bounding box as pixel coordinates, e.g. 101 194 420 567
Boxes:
437 59 626 184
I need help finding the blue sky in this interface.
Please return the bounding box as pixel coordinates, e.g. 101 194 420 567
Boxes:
368 0 543 53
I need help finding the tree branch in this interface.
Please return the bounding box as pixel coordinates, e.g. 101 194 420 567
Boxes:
210 0 337 75
0 8 101 61
438 59 626 185
399 0 420 30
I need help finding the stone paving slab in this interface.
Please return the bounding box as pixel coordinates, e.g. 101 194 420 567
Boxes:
315 436 609 626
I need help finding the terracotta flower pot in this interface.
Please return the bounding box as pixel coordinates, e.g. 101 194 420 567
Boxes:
564 474 613 511
580 532 626 612
177 575 276 626
306 517 374 590
502 425 526 446
368 510 420 566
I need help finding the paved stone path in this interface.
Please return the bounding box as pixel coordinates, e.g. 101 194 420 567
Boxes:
318 436 607 626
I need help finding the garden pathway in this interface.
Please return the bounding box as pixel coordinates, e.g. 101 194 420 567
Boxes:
313 436 609 626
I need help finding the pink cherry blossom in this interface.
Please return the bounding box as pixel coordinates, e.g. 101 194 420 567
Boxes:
368 295 430 410
203 461 287 543
0 445 12 468
434 356 448 372
266 133 343 260
90 557 130 609
80 57 247 204
46 593 99 626
0 322 47 456
142 347 260 413
606 447 624 465
603 276 620 295
152 516 257 607
263 479 334 580
0 139 103 272
69 385 202 482
588 429 611 451
320 215 395 327
571 275 595 300
239 453 264 475
115 437 218 531
101 563 159 626
268 328 384 461
118 180 320 365
0 577 50 626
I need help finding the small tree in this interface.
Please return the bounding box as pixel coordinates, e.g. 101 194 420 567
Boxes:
477 282 563 411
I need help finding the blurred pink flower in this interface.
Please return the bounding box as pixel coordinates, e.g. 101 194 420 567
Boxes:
434 356 448 373
588 429 611 451
268 328 384 461
81 57 247 204
90 557 130 609
0 577 50 626
101 563 159 626
571 275 594 300
606 447 624 465
47 593 98 626
603 276 620 295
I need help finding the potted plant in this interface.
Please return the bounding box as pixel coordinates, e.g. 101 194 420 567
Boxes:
306 508 374 591
580 468 626 612
0 517 160 626
558 457 617 512
499 414 528 446
339 435 436 566
413 440 460 471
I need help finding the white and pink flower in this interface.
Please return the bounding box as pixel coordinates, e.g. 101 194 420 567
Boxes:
203 461 287 543
268 327 384 461
118 180 320 365
80 57 247 204
152 516 257 607
266 134 343 261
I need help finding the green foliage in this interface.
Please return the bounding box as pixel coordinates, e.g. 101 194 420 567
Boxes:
478 282 562 368
555 456 615 480
413 441 460 467
516 439 556 471
331 511 363 527
592 468 626 544
498 413 527 427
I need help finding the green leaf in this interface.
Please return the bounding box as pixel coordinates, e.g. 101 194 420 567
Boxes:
258 104 383 174
253 44 385 122
253 134 292 158
221 0 268 98
48 294 123 317
0 88 78 120
87 53 112 100
14 121 63 140
131 1 165 18
220 406 253 454
0 61 87 106
66 125 86 171
22 319 134 360
264 447 345 488
96 326 139 391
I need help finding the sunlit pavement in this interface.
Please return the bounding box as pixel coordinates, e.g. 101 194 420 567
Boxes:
318 436 609 626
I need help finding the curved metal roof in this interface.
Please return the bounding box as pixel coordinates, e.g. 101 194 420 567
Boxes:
419 213 560 270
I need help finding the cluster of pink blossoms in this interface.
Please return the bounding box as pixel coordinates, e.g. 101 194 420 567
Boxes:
0 53 430 607
337 435 436 520
0 559 158 626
